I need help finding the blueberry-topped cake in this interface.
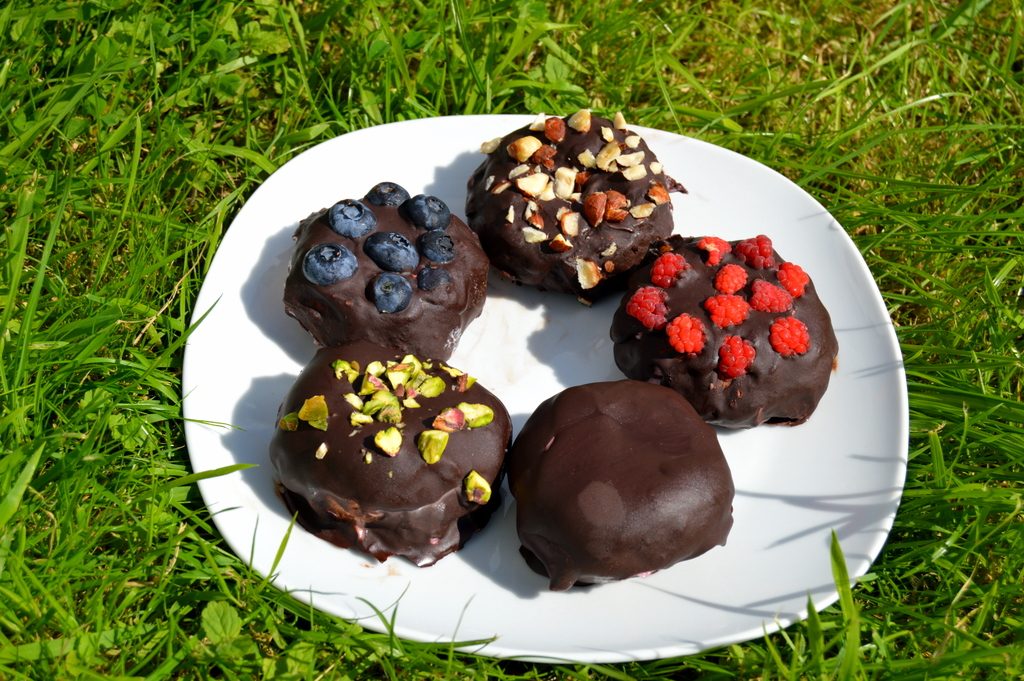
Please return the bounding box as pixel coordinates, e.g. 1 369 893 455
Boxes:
284 182 489 360
269 341 512 566
465 111 685 301
507 380 734 590
610 234 839 428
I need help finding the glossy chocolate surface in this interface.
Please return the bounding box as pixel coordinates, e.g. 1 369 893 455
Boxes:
507 380 734 590
465 113 684 300
284 193 489 360
610 235 839 428
270 341 511 566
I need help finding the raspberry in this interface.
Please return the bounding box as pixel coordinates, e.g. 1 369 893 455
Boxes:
703 294 750 328
735 234 775 269
697 236 731 266
770 316 811 356
714 264 747 294
666 314 706 354
718 336 756 379
777 262 810 298
650 252 689 288
626 286 668 330
749 279 793 313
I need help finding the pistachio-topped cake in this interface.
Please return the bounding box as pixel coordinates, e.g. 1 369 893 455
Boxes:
269 341 511 566
465 111 685 301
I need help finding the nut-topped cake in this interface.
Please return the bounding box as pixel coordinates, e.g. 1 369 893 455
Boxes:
269 341 512 566
611 234 839 428
465 111 685 301
284 182 489 360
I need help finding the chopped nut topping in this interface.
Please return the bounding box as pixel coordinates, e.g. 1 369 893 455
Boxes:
508 163 531 179
549 234 573 252
647 181 670 205
508 135 543 162
483 175 495 190
560 211 581 237
604 190 629 222
583 192 607 226
531 144 557 170
600 242 618 257
521 226 548 243
622 164 648 181
526 212 545 229
491 180 510 194
553 167 578 199
574 169 590 188
603 260 616 273
315 442 328 459
505 205 515 223
529 112 547 131
576 258 603 289
570 192 582 202
544 117 566 143
650 161 663 174
600 126 614 142
524 199 539 218
624 134 641 149
567 109 592 132
577 149 596 168
595 141 621 171
480 137 501 154
629 202 656 218
516 172 550 197
613 111 628 129
616 151 645 167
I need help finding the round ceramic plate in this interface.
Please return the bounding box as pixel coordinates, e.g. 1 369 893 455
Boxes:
182 115 908 663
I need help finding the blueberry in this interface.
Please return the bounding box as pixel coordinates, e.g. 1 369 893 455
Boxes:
302 243 358 285
328 199 376 238
371 273 413 313
400 194 451 231
364 181 410 207
363 231 419 272
417 231 455 263
417 266 453 291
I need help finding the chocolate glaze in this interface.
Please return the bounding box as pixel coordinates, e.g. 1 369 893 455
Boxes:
465 113 684 301
610 235 839 428
284 192 489 360
507 381 734 591
269 341 512 566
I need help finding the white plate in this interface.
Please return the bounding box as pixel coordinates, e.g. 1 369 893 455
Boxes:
182 115 908 663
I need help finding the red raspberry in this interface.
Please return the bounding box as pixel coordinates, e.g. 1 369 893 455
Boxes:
703 294 750 328
718 336 756 379
770 316 811 356
626 286 668 330
697 236 732 266
735 234 775 269
777 262 810 298
749 279 793 313
714 264 747 294
666 314 706 354
650 252 689 288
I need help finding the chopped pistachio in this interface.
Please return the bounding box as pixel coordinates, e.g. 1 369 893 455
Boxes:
401 354 423 375
456 374 477 393
374 426 403 457
456 402 494 429
417 375 446 398
358 372 388 396
402 397 421 409
433 406 466 432
350 411 374 427
343 393 364 410
386 363 413 391
331 359 360 383
438 364 465 378
314 442 328 459
366 360 386 376
278 412 299 431
297 395 329 431
376 404 403 424
417 429 449 464
463 470 492 504
363 450 373 464
362 390 400 417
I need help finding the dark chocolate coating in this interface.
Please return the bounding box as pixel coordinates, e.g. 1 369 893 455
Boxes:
269 341 512 566
284 193 489 360
465 113 684 301
507 381 734 591
610 235 839 428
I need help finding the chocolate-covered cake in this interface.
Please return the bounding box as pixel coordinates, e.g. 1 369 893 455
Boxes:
284 182 489 360
611 234 839 428
507 380 734 591
269 341 511 566
465 111 685 301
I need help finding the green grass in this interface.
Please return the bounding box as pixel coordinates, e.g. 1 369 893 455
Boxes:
2 0 1022 678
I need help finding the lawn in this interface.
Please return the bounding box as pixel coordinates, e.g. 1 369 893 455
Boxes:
1 0 1022 678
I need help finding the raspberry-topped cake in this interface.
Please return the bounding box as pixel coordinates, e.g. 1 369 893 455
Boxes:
610 234 838 428
465 110 685 301
284 182 489 360
270 341 512 566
